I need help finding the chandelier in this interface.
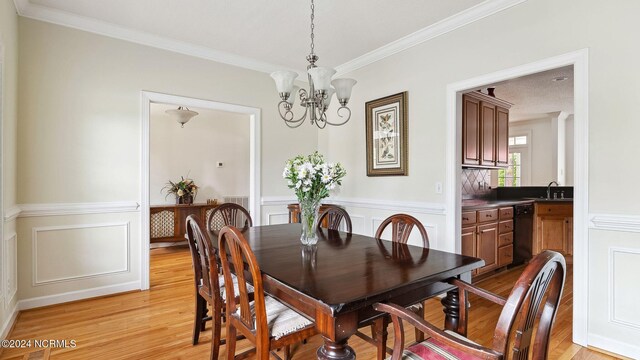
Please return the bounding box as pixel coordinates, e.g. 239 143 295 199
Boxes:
270 0 357 129
166 106 198 128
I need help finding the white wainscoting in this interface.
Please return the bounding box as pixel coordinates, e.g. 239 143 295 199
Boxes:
608 246 640 331
32 222 130 286
17 281 140 310
266 212 289 225
0 304 18 339
4 233 17 308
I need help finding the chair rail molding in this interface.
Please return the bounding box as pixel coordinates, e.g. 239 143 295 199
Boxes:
590 213 640 233
261 196 446 216
3 205 20 222
18 201 140 218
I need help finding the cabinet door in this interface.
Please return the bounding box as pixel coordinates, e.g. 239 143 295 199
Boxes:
480 102 496 166
461 226 476 258
476 223 498 274
564 217 573 255
538 216 567 254
496 107 509 167
462 95 481 165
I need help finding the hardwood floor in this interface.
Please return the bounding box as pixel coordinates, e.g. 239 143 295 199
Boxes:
0 245 621 359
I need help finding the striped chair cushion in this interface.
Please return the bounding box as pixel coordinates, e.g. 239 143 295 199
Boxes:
238 296 313 340
395 332 480 360
219 274 254 300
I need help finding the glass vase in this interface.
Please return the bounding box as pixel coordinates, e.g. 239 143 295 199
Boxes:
299 200 320 245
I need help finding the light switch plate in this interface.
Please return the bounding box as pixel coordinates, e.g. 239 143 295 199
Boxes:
216 162 223 168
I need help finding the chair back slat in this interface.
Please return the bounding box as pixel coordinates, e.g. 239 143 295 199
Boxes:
185 215 220 299
492 250 566 359
208 203 253 236
218 226 269 342
375 213 429 248
317 206 353 233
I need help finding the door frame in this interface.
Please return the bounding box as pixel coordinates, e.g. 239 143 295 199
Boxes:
140 91 261 290
445 48 589 345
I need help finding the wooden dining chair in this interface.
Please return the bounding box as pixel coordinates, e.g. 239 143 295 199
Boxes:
207 203 253 236
357 213 430 360
218 226 318 360
185 215 250 360
317 205 352 233
374 250 566 360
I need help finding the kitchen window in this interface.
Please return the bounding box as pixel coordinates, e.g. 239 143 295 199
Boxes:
498 152 521 186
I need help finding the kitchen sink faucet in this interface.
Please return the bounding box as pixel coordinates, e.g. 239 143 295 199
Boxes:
547 181 559 199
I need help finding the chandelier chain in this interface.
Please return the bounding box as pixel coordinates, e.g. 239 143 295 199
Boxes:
310 0 315 55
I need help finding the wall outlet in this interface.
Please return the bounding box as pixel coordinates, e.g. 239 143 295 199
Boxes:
216 162 223 168
435 182 443 194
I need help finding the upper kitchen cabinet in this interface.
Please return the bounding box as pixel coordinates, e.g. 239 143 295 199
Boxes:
462 91 512 168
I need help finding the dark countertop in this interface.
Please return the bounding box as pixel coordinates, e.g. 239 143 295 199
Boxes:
461 197 573 211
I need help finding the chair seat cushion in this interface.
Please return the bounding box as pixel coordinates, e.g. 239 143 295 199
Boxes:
239 296 313 340
395 332 480 360
219 274 254 300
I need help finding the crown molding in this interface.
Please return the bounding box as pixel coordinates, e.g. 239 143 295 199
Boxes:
12 0 300 75
335 0 528 76
14 0 526 77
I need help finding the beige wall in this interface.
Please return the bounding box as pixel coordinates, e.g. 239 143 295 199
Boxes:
15 18 317 304
320 0 640 355
0 0 19 337
150 105 250 205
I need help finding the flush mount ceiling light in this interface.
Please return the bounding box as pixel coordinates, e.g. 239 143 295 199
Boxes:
270 0 357 129
165 106 199 128
552 76 569 82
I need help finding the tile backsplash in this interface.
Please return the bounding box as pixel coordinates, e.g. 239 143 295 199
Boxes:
462 168 492 198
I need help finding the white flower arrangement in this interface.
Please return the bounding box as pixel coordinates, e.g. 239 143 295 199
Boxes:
283 152 346 204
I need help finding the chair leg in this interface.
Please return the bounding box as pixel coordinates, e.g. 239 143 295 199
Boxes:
210 302 222 360
193 294 205 345
201 300 209 331
372 317 389 360
226 324 237 360
415 302 426 343
283 345 291 360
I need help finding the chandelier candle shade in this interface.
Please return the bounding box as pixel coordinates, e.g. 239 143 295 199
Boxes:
271 0 357 129
283 152 346 245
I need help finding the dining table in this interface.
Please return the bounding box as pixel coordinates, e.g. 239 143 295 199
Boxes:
211 223 484 360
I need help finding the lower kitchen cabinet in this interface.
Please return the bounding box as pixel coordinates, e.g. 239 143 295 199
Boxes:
534 203 573 259
461 206 513 278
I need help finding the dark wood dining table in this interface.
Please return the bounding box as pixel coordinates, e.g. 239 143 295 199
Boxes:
211 223 483 360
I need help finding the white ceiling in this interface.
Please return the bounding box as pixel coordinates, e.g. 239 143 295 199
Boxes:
485 66 574 122
20 0 491 73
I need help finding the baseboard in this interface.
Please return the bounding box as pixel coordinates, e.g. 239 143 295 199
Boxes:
0 303 19 339
17 281 141 310
588 333 640 360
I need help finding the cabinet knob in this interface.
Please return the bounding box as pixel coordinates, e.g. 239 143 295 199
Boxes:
463 217 469 221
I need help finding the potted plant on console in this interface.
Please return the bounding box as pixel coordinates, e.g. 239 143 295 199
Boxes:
163 176 198 205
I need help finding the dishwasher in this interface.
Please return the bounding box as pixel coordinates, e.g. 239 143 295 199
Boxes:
512 203 534 266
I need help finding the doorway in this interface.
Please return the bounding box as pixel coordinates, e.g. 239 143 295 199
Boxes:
140 91 261 290
445 49 589 345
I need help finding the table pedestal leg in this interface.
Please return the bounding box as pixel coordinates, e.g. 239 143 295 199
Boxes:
316 338 355 360
442 289 464 335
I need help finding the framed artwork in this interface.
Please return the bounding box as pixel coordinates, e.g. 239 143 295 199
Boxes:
365 92 408 176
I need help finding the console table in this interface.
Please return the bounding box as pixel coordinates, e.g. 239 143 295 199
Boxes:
150 203 218 243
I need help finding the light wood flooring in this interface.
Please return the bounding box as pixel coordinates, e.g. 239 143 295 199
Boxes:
0 245 621 359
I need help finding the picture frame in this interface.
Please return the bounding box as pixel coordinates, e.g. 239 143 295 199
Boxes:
365 92 408 176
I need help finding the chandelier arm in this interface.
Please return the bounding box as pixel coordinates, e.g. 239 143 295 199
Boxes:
277 101 309 128
323 106 352 126
315 112 327 129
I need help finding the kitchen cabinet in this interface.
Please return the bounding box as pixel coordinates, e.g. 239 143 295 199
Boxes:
462 91 512 168
461 206 513 277
534 203 573 259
